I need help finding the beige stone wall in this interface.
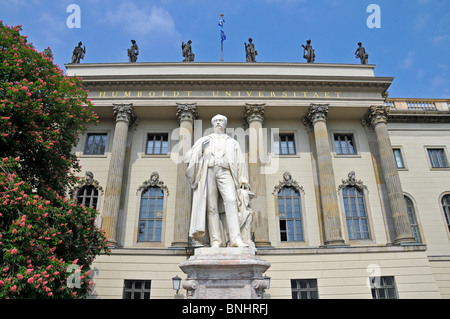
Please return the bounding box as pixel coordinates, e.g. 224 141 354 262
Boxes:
88 248 441 299
78 118 450 299
88 252 187 299
262 249 440 299
388 123 450 256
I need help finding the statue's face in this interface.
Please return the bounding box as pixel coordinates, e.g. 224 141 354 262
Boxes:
211 115 227 132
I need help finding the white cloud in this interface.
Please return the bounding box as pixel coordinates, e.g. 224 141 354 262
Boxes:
103 3 178 38
432 34 450 44
400 52 414 69
432 75 447 88
414 13 430 31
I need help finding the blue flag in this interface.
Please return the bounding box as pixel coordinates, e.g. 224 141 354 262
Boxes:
221 30 226 43
218 18 226 43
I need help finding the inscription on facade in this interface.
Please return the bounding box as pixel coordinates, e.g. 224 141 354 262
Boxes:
92 90 343 99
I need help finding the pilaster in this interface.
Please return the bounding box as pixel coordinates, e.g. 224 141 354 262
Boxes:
102 103 137 247
245 103 271 247
366 105 416 244
304 104 345 246
172 103 198 247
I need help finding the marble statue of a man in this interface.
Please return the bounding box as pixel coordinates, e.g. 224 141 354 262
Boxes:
185 114 251 248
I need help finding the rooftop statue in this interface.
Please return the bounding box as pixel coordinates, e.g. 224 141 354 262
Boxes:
71 41 85 64
355 42 369 64
244 38 257 62
127 40 139 63
182 40 195 62
302 39 315 63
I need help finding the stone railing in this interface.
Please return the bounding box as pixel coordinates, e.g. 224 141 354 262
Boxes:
386 98 450 111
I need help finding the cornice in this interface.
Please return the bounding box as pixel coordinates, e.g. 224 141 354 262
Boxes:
387 110 450 123
65 62 393 92
80 76 393 91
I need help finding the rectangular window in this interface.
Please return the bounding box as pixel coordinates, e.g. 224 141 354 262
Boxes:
84 133 107 155
393 148 405 169
278 187 303 242
274 133 296 155
343 187 370 240
427 148 449 168
123 280 151 299
370 276 398 299
146 133 169 155
334 134 356 155
291 279 318 299
139 187 164 242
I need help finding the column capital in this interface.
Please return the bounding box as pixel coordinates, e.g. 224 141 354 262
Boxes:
176 103 198 123
306 103 330 124
367 105 390 126
112 103 137 125
244 103 266 124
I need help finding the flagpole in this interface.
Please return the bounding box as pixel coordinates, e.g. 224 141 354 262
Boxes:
220 13 224 62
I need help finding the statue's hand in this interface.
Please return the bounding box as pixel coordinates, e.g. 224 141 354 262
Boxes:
202 139 210 149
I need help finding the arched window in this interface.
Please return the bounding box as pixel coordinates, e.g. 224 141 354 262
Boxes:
442 194 450 231
136 172 169 243
278 187 304 241
74 171 103 210
77 185 99 209
342 186 370 240
138 187 164 242
404 196 421 243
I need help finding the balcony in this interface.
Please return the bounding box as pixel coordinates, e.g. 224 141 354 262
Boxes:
386 98 450 111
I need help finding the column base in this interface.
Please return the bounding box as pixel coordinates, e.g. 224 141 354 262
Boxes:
324 238 346 246
254 240 272 248
171 240 189 248
107 238 120 249
394 235 417 245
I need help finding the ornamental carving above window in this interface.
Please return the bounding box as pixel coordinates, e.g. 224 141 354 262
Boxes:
273 172 304 195
73 171 104 196
338 171 368 192
137 172 169 195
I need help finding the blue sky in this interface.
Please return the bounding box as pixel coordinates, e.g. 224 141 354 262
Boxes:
1 0 449 98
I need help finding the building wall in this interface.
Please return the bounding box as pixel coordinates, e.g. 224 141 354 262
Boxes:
78 117 450 299
67 62 450 299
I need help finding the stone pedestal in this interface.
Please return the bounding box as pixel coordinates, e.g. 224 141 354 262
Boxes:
179 248 271 299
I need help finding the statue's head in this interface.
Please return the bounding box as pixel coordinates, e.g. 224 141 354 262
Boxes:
78 41 82 46
358 42 362 46
248 38 253 42
211 114 227 131
131 40 136 44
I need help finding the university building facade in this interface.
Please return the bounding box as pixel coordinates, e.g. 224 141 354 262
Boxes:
66 62 450 299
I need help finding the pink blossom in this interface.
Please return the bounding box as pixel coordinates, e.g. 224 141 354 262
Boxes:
11 248 17 255
17 274 23 279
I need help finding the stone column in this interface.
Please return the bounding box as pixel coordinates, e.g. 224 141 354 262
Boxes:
172 103 198 247
102 103 137 247
367 105 415 244
304 104 345 246
245 103 271 247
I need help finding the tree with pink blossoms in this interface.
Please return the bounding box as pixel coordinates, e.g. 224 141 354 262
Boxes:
0 21 98 198
0 22 109 299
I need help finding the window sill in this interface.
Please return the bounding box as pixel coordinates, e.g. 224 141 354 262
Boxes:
140 154 171 159
334 153 361 158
